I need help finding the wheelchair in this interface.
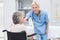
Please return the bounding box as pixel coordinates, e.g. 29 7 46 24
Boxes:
3 30 37 40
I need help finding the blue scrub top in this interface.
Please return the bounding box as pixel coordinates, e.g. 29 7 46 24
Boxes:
26 10 49 34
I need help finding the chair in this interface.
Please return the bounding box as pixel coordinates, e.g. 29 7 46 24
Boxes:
3 30 37 40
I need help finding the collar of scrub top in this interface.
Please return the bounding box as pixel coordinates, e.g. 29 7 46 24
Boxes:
33 10 41 20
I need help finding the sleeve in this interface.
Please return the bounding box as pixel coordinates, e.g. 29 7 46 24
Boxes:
45 12 49 23
25 10 33 20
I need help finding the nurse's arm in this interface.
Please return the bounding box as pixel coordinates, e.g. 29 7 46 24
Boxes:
45 22 48 34
25 10 32 21
45 13 49 34
46 22 48 30
46 22 48 31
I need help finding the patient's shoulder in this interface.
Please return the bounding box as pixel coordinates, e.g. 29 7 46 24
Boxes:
10 24 26 32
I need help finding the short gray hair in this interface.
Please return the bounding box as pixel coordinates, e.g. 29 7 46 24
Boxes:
12 12 25 24
31 2 40 7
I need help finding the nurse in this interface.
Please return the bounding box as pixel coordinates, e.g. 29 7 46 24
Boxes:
24 2 49 40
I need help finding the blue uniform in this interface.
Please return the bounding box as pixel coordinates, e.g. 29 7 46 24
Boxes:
26 10 49 40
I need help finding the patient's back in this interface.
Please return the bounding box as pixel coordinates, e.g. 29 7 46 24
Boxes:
8 24 26 32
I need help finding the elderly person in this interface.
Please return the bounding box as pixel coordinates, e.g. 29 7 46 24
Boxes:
23 2 49 40
8 12 25 32
8 12 33 40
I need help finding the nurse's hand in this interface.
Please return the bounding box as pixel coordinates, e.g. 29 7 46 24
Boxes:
28 36 33 40
22 18 26 23
45 29 48 34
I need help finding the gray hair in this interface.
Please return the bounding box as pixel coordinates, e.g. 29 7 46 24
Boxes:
31 2 40 7
12 12 25 24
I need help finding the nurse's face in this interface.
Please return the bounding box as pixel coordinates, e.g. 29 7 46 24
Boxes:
32 4 39 14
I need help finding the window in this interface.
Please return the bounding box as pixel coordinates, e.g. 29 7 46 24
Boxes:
50 0 60 26
0 2 3 26
0 2 4 40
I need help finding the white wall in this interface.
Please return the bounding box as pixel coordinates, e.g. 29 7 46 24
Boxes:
4 0 16 29
4 0 16 40
0 2 3 26
0 2 4 40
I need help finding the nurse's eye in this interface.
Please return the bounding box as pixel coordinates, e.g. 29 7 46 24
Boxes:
35 7 37 8
32 7 34 9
